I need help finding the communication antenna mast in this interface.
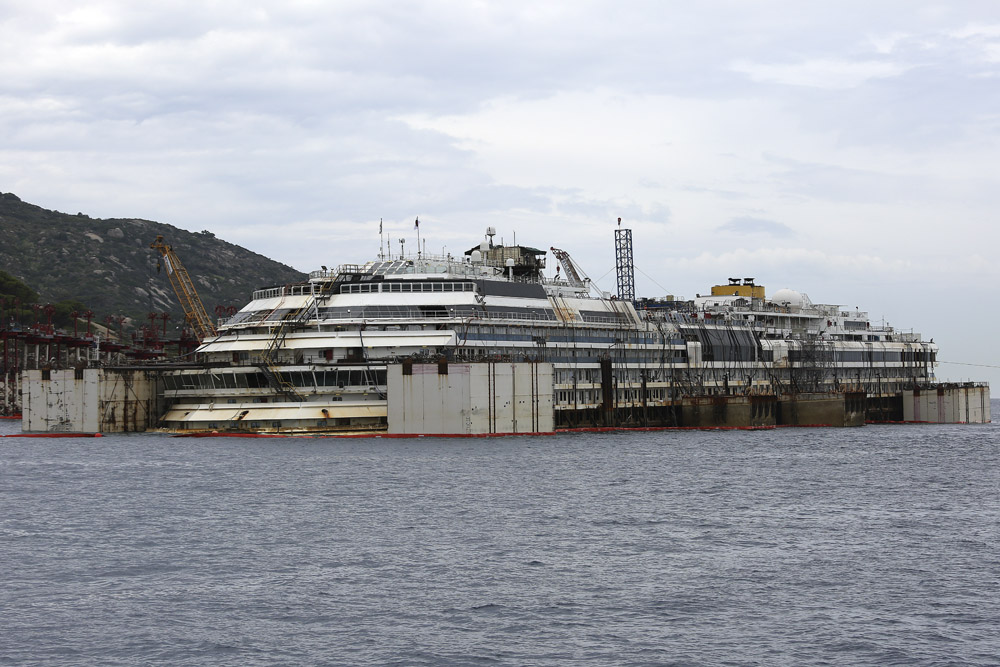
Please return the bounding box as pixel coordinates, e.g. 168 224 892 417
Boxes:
614 217 635 302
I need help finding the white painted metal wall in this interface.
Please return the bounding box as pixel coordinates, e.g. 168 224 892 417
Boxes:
23 369 159 433
387 362 554 434
902 385 991 423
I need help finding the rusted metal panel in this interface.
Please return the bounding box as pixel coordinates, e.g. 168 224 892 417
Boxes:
23 368 157 433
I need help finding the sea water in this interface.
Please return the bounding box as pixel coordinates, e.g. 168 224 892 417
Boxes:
1 406 999 666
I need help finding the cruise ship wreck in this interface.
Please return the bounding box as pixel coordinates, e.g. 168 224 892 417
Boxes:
22 227 991 433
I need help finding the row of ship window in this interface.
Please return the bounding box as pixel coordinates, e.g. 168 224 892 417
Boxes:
339 282 477 294
314 306 629 322
700 349 765 362
227 305 636 324
456 349 688 364
198 420 367 429
163 369 389 391
787 350 935 363
196 421 286 429
462 330 687 345
554 368 694 384
554 388 677 404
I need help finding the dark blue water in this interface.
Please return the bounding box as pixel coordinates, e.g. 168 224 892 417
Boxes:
2 409 999 666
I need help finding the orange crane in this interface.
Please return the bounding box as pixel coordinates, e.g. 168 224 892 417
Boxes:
150 235 218 341
550 247 591 288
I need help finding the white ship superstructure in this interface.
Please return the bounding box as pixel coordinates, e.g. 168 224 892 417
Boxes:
154 231 987 434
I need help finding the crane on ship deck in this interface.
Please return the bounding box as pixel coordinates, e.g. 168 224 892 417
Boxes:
550 247 593 290
150 235 218 341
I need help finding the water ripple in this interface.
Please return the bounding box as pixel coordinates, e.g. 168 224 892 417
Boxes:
2 414 1000 665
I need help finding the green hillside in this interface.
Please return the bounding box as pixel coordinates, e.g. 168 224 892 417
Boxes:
0 192 306 328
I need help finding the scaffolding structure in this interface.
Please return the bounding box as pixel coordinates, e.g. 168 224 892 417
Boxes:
614 227 635 302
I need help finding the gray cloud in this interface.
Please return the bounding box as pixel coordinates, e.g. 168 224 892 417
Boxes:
715 216 794 238
1 1 1000 384
1 1 998 384
8 0 994 130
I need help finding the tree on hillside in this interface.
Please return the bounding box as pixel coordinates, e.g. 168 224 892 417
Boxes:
0 270 39 303
1 270 92 331
0 270 39 326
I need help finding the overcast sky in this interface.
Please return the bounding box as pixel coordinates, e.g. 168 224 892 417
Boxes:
2 1 999 384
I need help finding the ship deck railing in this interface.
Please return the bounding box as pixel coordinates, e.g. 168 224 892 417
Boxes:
301 253 625 291
307 254 518 282
665 300 872 321
219 309 637 330
251 283 317 300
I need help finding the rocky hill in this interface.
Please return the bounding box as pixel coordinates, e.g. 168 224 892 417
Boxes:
0 192 306 325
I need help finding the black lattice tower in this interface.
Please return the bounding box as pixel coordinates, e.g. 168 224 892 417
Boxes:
615 227 635 302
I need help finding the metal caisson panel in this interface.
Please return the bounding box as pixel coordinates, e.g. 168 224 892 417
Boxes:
387 362 554 434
